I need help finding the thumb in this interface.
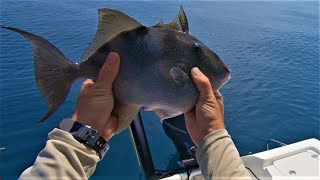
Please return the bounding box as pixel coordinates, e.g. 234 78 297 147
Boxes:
191 67 216 102
95 52 120 89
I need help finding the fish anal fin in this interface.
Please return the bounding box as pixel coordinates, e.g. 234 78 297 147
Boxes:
112 102 141 133
80 9 144 61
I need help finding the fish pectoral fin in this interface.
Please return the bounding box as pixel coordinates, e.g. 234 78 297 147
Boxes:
80 8 144 61
153 6 189 32
112 102 141 133
170 66 189 85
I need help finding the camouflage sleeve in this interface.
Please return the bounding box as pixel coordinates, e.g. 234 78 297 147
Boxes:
196 129 252 180
19 128 100 180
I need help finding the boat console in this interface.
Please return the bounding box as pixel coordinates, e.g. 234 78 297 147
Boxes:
129 112 319 180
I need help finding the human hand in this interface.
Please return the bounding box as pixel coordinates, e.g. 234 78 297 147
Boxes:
72 52 120 141
185 67 225 146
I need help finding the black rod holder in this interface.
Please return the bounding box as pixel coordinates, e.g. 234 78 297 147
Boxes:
130 112 155 179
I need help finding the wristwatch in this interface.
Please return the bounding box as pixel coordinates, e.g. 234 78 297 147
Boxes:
59 118 109 159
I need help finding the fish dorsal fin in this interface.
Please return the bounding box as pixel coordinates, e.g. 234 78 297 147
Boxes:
153 6 189 32
154 19 164 27
176 6 189 32
80 8 143 61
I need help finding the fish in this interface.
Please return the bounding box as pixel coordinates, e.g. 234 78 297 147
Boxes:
1 6 231 133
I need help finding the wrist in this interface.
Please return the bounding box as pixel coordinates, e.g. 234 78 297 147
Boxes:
71 114 114 141
211 123 225 132
72 113 102 136
72 112 88 125
59 118 109 159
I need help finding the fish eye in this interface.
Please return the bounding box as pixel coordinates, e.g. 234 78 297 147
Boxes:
193 42 200 51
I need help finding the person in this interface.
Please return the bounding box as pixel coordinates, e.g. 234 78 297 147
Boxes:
19 52 251 180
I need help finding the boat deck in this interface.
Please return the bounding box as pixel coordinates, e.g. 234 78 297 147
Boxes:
160 138 320 180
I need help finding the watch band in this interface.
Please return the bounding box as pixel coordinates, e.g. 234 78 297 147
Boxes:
59 118 109 159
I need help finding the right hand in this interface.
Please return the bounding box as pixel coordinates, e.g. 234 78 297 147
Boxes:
184 67 225 146
72 52 120 141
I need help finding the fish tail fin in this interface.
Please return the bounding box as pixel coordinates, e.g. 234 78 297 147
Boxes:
1 26 80 123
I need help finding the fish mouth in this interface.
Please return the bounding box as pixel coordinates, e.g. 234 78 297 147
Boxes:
223 64 231 77
215 75 231 91
222 74 231 86
219 64 231 90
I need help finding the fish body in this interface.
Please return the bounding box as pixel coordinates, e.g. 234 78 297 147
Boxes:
1 7 231 133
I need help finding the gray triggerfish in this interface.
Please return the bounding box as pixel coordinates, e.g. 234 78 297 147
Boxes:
1 7 231 133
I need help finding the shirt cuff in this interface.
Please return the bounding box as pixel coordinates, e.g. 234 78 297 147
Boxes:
48 128 99 158
195 129 230 161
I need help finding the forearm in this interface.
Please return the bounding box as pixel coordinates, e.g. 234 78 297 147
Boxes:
20 128 100 180
196 129 251 180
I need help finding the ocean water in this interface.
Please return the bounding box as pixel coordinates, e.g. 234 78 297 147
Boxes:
0 0 319 179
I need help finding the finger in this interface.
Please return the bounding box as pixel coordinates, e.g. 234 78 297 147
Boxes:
95 52 120 89
214 90 224 115
81 79 94 89
191 67 216 102
214 90 223 102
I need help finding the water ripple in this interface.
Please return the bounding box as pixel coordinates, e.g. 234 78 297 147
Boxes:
0 0 319 178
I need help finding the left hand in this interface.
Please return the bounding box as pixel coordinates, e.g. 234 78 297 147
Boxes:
72 52 120 141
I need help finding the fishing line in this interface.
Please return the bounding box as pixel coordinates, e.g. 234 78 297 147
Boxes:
162 120 188 134
155 167 185 179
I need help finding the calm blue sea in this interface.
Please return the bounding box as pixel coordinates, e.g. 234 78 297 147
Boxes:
0 0 319 179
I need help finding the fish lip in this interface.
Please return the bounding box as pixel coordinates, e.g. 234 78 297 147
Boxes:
225 74 231 82
214 75 231 91
224 71 229 77
223 65 231 77
222 75 231 86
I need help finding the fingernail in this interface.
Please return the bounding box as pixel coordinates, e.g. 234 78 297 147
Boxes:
107 52 117 65
192 67 201 76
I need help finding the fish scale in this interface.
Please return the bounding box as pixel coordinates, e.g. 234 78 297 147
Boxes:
1 6 231 133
